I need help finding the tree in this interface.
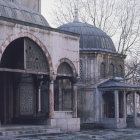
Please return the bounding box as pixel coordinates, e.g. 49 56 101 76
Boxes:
50 0 140 55
125 54 140 85
48 0 140 84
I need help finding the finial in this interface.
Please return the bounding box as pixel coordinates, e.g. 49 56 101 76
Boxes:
74 0 79 22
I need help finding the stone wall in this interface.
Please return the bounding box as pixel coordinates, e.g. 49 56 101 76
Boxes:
79 54 98 85
97 53 125 78
78 52 125 126
78 88 97 124
79 53 125 85
9 0 41 13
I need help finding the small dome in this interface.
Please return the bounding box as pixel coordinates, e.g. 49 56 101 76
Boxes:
58 21 116 53
0 0 49 27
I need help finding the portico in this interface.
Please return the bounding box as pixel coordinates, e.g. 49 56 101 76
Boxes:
0 0 80 131
98 78 140 128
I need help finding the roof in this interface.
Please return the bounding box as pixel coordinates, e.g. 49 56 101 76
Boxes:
98 78 140 89
58 21 116 53
0 0 49 27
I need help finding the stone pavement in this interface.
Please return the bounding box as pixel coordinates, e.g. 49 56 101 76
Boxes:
2 128 139 140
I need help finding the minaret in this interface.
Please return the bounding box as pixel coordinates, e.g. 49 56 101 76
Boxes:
74 0 79 22
9 0 41 13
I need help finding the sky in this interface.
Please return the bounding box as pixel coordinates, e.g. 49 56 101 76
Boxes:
41 0 55 27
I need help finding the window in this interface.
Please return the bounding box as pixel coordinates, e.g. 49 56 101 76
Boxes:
109 64 115 77
57 62 73 76
79 59 83 80
118 65 123 77
100 63 106 78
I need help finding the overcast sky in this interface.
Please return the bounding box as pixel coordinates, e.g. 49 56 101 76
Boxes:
41 0 55 27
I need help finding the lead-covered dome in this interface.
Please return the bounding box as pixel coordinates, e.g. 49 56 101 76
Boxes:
0 0 49 27
58 21 116 53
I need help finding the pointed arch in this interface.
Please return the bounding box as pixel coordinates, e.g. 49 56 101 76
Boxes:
118 65 123 77
56 58 77 77
100 62 106 78
0 32 53 75
109 63 115 77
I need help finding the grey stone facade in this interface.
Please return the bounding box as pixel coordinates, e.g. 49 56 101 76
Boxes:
0 0 140 132
7 0 41 13
59 19 140 129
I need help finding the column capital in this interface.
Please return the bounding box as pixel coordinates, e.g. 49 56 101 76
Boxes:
73 83 78 87
50 74 56 82
72 77 78 84
114 90 119 95
123 90 126 95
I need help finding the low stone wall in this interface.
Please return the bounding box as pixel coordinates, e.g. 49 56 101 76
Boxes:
118 118 127 128
135 117 140 127
101 118 116 128
101 118 126 129
54 111 73 119
47 118 80 132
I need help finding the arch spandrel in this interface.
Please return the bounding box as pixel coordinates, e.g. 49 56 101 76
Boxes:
25 38 49 73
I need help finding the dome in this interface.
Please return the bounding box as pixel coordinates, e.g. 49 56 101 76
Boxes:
58 21 116 53
0 0 49 27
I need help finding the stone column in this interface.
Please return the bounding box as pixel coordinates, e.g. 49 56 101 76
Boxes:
58 80 62 110
38 87 41 112
99 91 103 121
123 91 126 120
133 91 137 124
73 84 78 118
49 78 55 118
114 90 119 127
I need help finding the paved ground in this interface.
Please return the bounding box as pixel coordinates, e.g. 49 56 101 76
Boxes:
10 128 140 140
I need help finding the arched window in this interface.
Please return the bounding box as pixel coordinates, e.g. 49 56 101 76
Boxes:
118 65 123 77
57 62 73 76
55 62 74 111
79 59 83 80
109 64 115 77
100 63 106 78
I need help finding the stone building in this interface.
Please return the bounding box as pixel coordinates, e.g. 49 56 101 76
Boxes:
1 0 140 133
0 0 80 132
58 14 140 128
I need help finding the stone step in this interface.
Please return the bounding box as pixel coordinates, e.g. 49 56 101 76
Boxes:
81 123 104 129
0 125 61 137
0 125 50 131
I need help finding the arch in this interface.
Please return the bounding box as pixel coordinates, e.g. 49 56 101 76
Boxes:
79 59 83 80
109 63 115 77
100 62 106 78
55 58 76 112
102 92 115 118
57 62 73 76
118 65 123 77
0 32 53 75
56 58 77 77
